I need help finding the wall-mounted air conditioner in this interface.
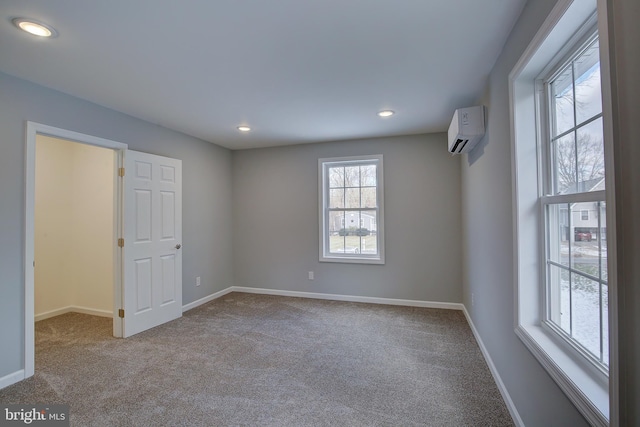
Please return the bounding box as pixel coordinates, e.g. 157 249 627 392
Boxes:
447 105 486 154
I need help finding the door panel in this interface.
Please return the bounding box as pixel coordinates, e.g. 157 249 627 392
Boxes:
135 190 152 241
135 258 152 312
160 254 176 304
160 191 175 238
123 150 182 337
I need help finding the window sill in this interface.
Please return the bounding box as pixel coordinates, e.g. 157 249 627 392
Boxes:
515 324 608 426
319 255 384 265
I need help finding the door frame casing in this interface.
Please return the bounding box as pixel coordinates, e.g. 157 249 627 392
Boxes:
24 121 127 378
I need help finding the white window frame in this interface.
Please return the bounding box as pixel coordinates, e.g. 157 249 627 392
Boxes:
318 155 384 264
509 0 617 425
539 27 609 372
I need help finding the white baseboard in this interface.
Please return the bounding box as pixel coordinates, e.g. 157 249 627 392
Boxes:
462 306 524 427
35 307 71 321
0 369 25 390
230 286 464 310
35 306 113 322
181 285 464 312
182 287 234 312
72 306 113 318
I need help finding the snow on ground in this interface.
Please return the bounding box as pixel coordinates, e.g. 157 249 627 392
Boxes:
560 241 607 258
559 281 609 365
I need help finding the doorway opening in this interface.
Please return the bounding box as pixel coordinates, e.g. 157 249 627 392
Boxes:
35 134 115 325
24 122 127 379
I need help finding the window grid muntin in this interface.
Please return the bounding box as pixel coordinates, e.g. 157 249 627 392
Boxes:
542 32 608 370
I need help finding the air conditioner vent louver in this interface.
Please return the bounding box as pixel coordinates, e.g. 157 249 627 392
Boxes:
451 138 469 153
448 106 485 154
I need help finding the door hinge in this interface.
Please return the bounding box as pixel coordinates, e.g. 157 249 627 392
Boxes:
118 238 124 248
118 309 125 318
118 167 125 177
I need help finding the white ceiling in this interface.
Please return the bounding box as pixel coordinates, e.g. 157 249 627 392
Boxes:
0 1 525 150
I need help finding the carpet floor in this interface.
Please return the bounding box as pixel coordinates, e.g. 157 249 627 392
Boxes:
1 292 513 426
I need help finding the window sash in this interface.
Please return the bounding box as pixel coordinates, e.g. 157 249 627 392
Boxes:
543 32 603 197
542 196 609 370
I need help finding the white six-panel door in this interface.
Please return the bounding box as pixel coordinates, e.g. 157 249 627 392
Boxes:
123 150 182 337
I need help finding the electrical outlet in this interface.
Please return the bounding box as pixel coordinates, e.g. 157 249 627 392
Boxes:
308 271 314 280
196 276 201 287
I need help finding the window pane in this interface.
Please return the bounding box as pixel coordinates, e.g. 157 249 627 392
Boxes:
345 166 360 187
329 210 345 254
329 189 344 208
574 40 602 125
344 211 359 230
361 187 377 208
553 133 576 194
551 65 574 136
361 210 377 254
328 210 344 235
547 203 570 267
571 274 601 359
329 236 345 254
576 117 605 192
329 167 344 188
549 264 571 335
361 164 377 186
571 203 600 279
345 188 360 208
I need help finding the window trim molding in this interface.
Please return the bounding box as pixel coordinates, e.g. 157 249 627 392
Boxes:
318 154 385 265
509 0 617 425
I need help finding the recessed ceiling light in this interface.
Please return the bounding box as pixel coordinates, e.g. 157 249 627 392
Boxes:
12 18 58 38
378 110 395 117
237 126 251 132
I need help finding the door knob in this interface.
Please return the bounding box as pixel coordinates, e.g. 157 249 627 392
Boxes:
175 244 182 249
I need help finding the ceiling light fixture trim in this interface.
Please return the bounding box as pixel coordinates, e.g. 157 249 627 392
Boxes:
12 18 58 38
377 110 395 117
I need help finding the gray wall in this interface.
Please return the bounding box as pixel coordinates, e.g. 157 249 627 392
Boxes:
608 0 640 423
0 72 233 378
462 0 640 425
232 133 462 302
